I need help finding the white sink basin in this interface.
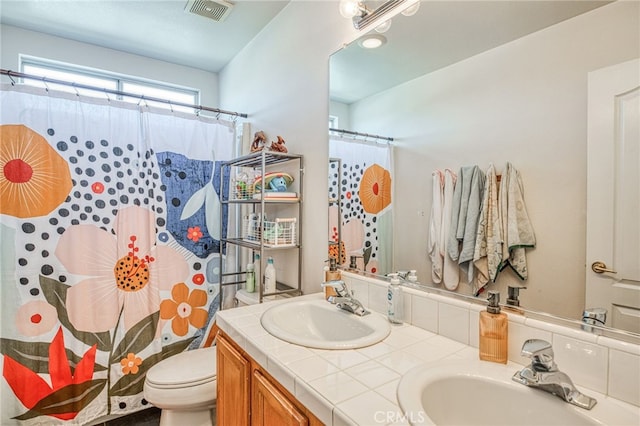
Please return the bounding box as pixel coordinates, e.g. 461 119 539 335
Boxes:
397 359 639 426
260 298 391 349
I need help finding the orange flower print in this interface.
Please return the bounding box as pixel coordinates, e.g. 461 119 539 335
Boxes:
0 125 72 218
120 353 142 375
359 164 391 214
160 283 208 336
187 226 203 242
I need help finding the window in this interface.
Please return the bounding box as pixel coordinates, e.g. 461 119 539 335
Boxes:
20 56 199 113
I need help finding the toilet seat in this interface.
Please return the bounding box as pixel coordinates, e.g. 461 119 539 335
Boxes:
145 346 217 388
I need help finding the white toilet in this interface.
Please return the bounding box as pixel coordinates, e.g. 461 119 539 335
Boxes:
143 345 217 426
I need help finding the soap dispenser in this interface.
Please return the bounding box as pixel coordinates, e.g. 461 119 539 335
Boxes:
387 273 403 324
324 258 340 300
479 291 508 363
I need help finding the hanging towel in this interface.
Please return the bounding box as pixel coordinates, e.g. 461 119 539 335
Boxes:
498 162 536 280
447 165 485 284
442 169 459 290
427 170 444 283
473 164 501 295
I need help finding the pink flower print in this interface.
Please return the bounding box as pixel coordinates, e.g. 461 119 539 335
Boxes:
55 206 189 333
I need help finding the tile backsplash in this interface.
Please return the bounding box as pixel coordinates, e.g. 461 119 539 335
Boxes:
341 271 640 407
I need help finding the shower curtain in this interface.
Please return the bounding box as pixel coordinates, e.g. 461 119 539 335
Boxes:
0 84 234 425
329 136 393 275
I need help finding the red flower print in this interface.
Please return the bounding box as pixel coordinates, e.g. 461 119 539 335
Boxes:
91 182 104 194
2 327 97 420
192 273 205 285
187 226 203 242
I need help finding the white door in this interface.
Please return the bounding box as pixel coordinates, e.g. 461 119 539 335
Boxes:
586 58 640 333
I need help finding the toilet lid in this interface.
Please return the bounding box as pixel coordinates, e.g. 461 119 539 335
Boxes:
146 346 217 387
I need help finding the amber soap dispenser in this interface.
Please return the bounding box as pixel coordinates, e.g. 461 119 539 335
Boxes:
479 291 508 363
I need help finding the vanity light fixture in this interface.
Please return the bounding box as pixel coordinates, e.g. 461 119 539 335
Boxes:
358 34 387 49
339 0 421 31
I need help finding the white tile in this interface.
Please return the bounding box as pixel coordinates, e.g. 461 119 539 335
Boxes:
469 310 479 348
267 342 314 365
344 359 400 388
357 341 396 359
307 371 369 404
401 291 412 324
293 378 334 425
449 346 480 360
237 323 268 337
286 355 340 382
508 321 552 365
402 338 466 363
349 279 370 306
369 284 388 315
395 324 436 342
410 295 438 333
265 357 295 394
376 350 425 375
430 293 471 310
438 302 469 344
598 335 640 356
383 329 423 349
333 407 358 426
375 378 400 404
336 391 403 426
313 348 369 369
608 349 640 406
552 334 608 394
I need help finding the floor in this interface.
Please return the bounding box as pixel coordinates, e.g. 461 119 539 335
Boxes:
100 407 161 426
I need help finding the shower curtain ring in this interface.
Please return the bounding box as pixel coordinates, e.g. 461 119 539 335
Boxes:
8 72 16 86
168 101 174 113
42 77 49 92
72 84 80 97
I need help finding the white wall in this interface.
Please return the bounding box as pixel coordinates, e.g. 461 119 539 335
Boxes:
0 25 219 106
347 2 639 319
219 1 358 294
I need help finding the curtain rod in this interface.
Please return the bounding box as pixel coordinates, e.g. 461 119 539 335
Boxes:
1 69 248 119
329 127 394 142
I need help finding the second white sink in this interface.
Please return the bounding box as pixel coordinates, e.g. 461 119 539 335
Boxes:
260 298 391 349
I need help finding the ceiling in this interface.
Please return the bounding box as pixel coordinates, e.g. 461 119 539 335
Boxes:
0 0 611 103
0 0 289 72
330 1 611 104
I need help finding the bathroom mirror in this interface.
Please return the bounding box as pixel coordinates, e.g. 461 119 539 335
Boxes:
328 0 640 334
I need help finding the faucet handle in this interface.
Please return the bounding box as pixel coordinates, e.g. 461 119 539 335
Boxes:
322 280 350 297
521 339 556 372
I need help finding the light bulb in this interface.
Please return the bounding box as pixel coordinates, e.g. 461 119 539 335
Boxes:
339 0 362 18
401 1 420 16
374 19 391 33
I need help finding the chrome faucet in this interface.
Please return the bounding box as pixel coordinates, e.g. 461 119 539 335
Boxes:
512 339 597 410
321 280 370 316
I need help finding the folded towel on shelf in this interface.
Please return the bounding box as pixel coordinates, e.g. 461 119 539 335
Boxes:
498 162 536 280
473 164 501 295
428 170 445 283
447 165 485 284
442 169 459 290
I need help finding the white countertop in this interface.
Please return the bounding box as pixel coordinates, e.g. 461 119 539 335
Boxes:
215 292 523 426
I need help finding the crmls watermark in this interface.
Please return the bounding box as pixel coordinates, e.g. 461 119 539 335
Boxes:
374 410 426 423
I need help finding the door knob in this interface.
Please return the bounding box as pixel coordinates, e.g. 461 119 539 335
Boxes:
591 261 617 274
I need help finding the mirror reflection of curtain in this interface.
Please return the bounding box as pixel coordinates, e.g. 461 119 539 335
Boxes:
0 85 234 425
329 136 393 275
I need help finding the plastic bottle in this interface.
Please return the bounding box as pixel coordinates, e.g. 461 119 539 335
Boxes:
245 263 255 293
254 253 262 290
387 273 403 324
479 291 508 364
264 257 276 295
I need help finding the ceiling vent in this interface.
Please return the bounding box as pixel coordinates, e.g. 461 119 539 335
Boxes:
185 0 234 22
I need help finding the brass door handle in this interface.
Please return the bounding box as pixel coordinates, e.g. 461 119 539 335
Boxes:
591 261 617 274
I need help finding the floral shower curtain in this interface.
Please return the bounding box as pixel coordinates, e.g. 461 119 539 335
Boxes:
0 84 234 425
329 136 393 275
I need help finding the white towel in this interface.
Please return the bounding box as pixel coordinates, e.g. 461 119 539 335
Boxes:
442 169 459 290
447 165 485 284
428 170 444 283
473 164 501 295
498 162 536 279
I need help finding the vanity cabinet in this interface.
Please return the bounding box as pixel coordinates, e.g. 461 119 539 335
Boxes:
216 333 322 426
219 151 304 308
